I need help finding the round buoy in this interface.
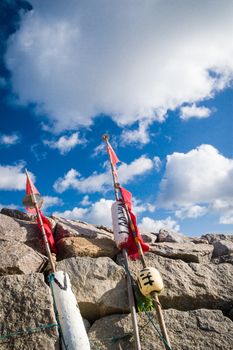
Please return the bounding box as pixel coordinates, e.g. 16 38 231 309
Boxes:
137 267 164 296
111 201 129 248
22 194 43 208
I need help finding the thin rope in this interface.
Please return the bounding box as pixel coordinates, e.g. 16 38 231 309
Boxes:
0 323 58 341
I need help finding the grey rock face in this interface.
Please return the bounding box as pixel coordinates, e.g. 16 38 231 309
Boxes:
201 233 233 244
0 240 47 275
157 229 187 243
0 208 34 221
88 309 233 350
56 236 119 260
57 256 128 322
53 216 114 242
125 252 233 312
0 213 45 254
0 273 59 350
150 242 214 263
212 239 233 258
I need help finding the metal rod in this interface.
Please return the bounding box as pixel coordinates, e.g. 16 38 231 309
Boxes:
25 169 56 273
102 134 141 350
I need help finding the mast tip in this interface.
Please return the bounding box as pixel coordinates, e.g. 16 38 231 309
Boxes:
102 134 109 141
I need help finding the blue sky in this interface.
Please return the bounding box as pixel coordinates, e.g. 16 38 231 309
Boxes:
0 0 232 236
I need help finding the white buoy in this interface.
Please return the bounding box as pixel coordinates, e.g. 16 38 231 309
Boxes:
111 201 130 248
50 271 90 350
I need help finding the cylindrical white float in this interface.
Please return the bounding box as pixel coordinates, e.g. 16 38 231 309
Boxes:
50 271 90 350
111 201 129 248
137 267 164 296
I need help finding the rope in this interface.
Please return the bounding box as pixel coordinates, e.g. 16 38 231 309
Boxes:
0 323 59 341
141 303 172 350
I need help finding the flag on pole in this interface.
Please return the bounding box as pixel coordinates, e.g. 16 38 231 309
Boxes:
25 177 39 214
120 186 150 259
25 177 56 254
107 141 120 167
37 210 56 254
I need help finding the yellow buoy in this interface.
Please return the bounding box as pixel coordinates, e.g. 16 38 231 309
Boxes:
137 267 164 296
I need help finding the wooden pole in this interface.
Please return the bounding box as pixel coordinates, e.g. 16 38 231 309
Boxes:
25 169 56 273
102 135 141 350
117 179 172 349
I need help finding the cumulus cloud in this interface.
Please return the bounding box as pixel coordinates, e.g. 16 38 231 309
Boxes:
42 196 63 211
80 195 91 206
211 199 233 224
0 203 19 210
158 144 233 224
139 216 180 233
43 132 85 154
53 198 114 226
0 163 35 190
180 104 212 120
54 155 154 193
175 205 208 219
5 1 233 131
0 133 20 146
121 121 151 146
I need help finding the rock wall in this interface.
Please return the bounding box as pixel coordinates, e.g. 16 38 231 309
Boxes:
0 208 233 349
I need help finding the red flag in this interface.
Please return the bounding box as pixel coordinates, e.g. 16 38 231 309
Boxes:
37 211 56 254
26 177 39 214
107 142 120 167
119 186 132 211
119 186 150 259
26 177 39 196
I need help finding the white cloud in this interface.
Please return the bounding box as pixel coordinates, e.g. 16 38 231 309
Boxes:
42 196 63 211
211 199 233 225
0 133 20 146
80 195 91 206
158 144 233 224
180 104 212 120
54 155 154 193
121 121 151 146
139 216 180 233
92 143 105 158
53 198 114 226
175 205 208 219
5 1 233 130
43 132 84 154
0 163 35 190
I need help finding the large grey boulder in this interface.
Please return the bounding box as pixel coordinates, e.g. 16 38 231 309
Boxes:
212 240 233 258
1 208 34 221
0 213 52 255
88 309 233 349
150 242 214 263
201 233 233 244
57 256 128 322
157 229 187 243
0 273 59 350
124 252 233 312
0 240 47 275
52 216 114 242
56 236 119 260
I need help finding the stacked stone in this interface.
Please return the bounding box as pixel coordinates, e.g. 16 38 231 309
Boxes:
0 208 233 349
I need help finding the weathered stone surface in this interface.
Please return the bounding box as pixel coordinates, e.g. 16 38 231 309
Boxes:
56 236 119 260
141 231 158 243
212 240 233 258
0 273 59 350
157 229 188 243
150 242 214 263
0 240 47 275
52 216 114 242
1 208 34 221
88 309 233 350
212 253 233 265
0 213 51 255
201 233 233 244
57 256 128 322
122 252 233 312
